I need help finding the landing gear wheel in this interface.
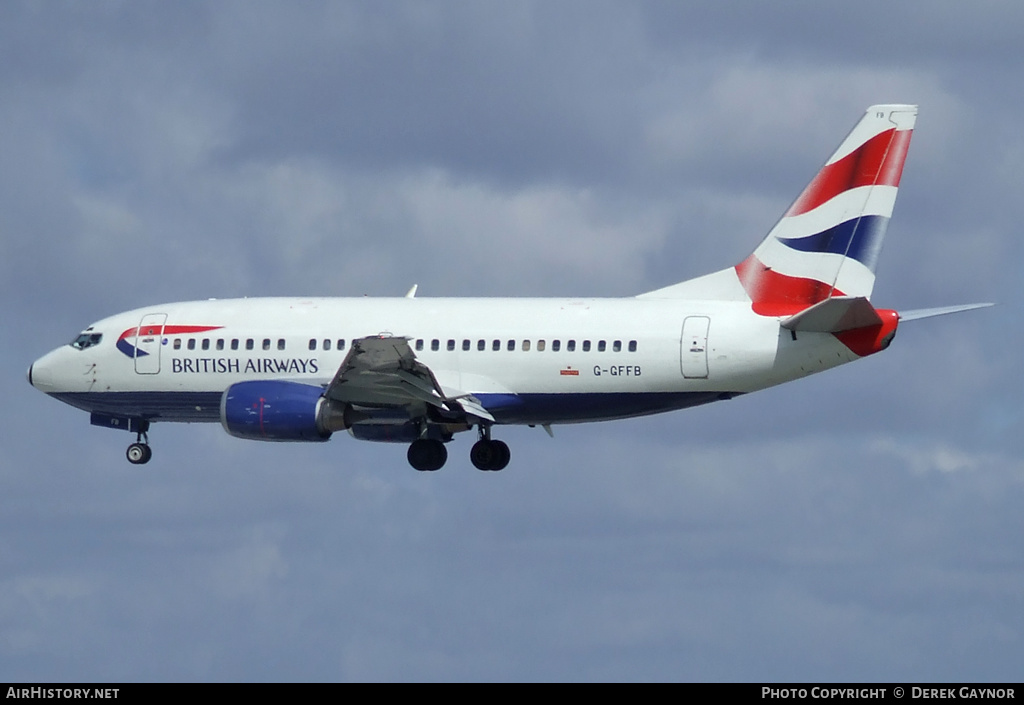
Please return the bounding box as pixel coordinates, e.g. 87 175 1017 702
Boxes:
471 439 510 471
408 439 447 471
470 439 493 470
490 440 510 471
126 442 152 465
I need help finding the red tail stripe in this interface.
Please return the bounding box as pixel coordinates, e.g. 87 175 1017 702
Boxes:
785 128 912 217
735 255 844 317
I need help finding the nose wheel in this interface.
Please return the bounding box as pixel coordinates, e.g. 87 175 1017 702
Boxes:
126 442 152 464
126 426 152 465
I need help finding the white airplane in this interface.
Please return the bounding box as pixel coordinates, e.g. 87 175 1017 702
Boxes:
28 104 990 471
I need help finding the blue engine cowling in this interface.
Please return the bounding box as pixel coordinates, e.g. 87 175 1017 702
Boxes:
220 380 333 442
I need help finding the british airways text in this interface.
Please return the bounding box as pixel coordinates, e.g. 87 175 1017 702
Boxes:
171 358 320 374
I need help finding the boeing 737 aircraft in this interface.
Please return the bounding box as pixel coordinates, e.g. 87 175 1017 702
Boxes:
28 105 990 471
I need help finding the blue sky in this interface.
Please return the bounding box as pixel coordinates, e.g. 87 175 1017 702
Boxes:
3 1 1022 681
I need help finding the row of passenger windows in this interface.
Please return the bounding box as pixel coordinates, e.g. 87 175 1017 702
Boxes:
309 339 349 351
172 338 288 351
414 338 637 353
171 336 639 354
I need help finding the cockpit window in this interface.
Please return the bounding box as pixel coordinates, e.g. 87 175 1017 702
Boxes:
70 332 103 350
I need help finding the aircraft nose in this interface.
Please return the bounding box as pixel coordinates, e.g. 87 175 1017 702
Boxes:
28 356 51 391
28 349 65 393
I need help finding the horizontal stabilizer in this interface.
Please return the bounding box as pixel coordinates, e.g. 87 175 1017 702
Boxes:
781 296 882 333
899 303 994 321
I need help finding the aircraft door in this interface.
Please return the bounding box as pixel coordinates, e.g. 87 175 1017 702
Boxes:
680 316 710 379
134 313 167 374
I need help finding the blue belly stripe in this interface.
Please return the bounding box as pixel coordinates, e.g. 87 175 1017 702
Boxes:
50 391 223 422
477 391 734 424
50 390 742 427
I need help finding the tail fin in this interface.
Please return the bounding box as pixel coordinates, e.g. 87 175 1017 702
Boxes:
735 104 917 315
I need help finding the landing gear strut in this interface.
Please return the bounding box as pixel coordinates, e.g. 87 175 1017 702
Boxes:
408 438 447 471
470 425 510 471
126 422 152 465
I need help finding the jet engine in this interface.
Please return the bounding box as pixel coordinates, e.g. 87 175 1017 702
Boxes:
220 380 346 442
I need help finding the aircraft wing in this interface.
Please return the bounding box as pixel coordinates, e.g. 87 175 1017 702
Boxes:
324 336 494 423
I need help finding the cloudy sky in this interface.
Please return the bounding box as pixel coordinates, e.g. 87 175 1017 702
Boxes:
3 1 1022 682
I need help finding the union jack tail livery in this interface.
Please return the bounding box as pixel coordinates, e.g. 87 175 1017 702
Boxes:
735 104 917 316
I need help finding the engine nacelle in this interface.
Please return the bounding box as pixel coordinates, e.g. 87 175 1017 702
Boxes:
220 380 345 442
348 420 424 443
344 406 455 444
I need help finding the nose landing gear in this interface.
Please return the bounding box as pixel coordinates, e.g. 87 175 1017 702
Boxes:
125 422 152 465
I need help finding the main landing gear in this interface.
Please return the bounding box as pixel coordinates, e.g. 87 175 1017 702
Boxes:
405 425 511 472
470 426 510 472
407 438 447 472
125 422 152 465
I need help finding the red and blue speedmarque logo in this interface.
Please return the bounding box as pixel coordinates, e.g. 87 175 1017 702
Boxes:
116 325 223 358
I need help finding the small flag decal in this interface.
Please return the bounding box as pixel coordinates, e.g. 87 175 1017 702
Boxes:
560 367 579 376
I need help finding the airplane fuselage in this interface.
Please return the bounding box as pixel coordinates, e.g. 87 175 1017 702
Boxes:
29 296 860 428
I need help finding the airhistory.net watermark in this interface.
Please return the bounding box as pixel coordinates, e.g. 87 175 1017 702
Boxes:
6 689 118 699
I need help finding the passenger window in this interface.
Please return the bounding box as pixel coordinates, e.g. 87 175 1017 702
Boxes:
187 339 196 351
323 339 332 351
598 340 606 352
629 340 637 352
232 339 239 350
522 340 531 352
173 339 182 350
447 339 455 351
537 340 546 352
309 339 317 351
462 339 471 351
507 339 516 351
582 340 591 352
246 339 254 350
338 339 346 351
278 339 286 351
416 339 424 351
431 339 440 352
216 339 224 351
202 339 210 350
262 339 271 351
567 340 576 352
613 340 621 352
492 339 500 351
552 340 561 351
477 340 485 351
